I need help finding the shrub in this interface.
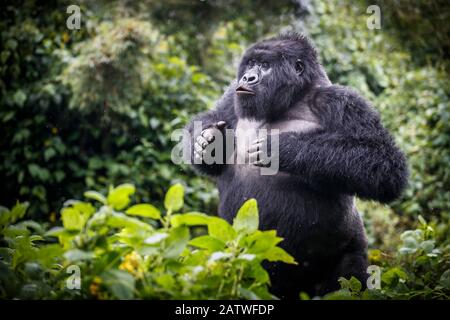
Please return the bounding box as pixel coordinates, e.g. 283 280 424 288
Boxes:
321 217 450 300
0 184 295 299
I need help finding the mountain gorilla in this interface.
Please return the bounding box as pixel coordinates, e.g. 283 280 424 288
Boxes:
185 33 408 299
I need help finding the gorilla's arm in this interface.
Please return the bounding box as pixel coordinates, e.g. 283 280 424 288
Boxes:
277 86 408 203
185 82 237 176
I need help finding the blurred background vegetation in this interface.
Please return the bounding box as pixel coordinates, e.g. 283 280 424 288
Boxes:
0 0 449 299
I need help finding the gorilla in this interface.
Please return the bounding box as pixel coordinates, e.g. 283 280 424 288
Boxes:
185 33 408 299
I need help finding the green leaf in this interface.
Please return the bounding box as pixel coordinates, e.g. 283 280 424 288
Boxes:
170 212 210 227
163 225 189 259
107 212 153 231
189 235 226 251
164 183 184 212
64 249 94 262
84 191 107 204
44 148 56 161
61 206 90 231
107 184 136 210
382 267 409 286
13 90 26 107
209 251 232 262
418 215 427 226
155 274 175 290
0 202 29 227
207 217 236 242
420 240 435 253
233 199 259 234
144 232 168 245
126 204 161 219
439 269 450 289
249 262 270 284
243 230 283 254
349 276 362 292
238 287 261 300
299 292 310 300
102 269 135 300
263 247 297 264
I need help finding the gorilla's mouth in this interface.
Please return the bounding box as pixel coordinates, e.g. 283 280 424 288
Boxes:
236 85 255 95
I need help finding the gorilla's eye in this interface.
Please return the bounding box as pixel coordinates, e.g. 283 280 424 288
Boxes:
295 59 305 75
262 62 270 69
248 59 256 67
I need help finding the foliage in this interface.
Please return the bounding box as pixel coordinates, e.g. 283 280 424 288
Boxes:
320 216 450 300
0 3 220 216
295 0 450 219
0 184 296 299
0 0 449 301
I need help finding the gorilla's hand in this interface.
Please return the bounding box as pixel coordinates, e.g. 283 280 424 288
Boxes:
248 137 272 167
194 121 227 162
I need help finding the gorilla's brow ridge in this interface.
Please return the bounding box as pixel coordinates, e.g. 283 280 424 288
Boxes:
245 49 280 61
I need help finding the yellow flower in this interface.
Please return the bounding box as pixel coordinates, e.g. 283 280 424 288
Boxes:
368 249 383 264
51 127 58 134
119 251 143 277
62 32 70 43
89 276 102 297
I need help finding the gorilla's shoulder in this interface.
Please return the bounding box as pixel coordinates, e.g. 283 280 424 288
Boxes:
309 84 379 125
311 85 376 113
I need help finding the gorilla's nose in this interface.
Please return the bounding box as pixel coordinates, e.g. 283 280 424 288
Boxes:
242 71 259 85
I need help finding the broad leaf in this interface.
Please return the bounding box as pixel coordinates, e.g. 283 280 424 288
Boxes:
107 184 136 210
126 204 161 220
189 235 226 251
163 225 189 259
84 191 107 204
164 184 184 212
263 246 297 264
170 212 210 227
233 199 259 234
102 269 135 300
207 217 236 242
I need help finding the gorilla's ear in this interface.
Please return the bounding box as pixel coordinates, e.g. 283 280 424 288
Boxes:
295 59 304 75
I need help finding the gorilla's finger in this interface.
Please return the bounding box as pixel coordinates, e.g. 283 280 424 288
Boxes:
249 151 263 164
254 159 270 167
216 121 227 130
202 130 215 142
194 142 203 153
194 151 202 162
253 137 266 145
248 143 263 153
196 136 208 148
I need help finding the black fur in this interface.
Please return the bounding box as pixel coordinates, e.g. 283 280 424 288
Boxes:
185 33 408 299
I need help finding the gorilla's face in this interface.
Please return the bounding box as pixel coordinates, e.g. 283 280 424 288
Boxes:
235 37 325 121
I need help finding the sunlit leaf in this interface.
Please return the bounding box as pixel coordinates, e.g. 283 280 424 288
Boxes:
107 184 136 210
233 199 259 234
126 204 161 219
164 184 184 212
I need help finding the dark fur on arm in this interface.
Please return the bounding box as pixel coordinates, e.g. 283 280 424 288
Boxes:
185 82 237 176
278 85 409 203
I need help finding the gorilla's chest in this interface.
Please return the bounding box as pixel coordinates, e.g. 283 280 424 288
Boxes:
232 102 321 170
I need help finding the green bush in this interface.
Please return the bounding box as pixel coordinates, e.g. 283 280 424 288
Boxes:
0 6 220 216
0 184 296 299
322 216 449 300
1 184 448 300
297 0 450 219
